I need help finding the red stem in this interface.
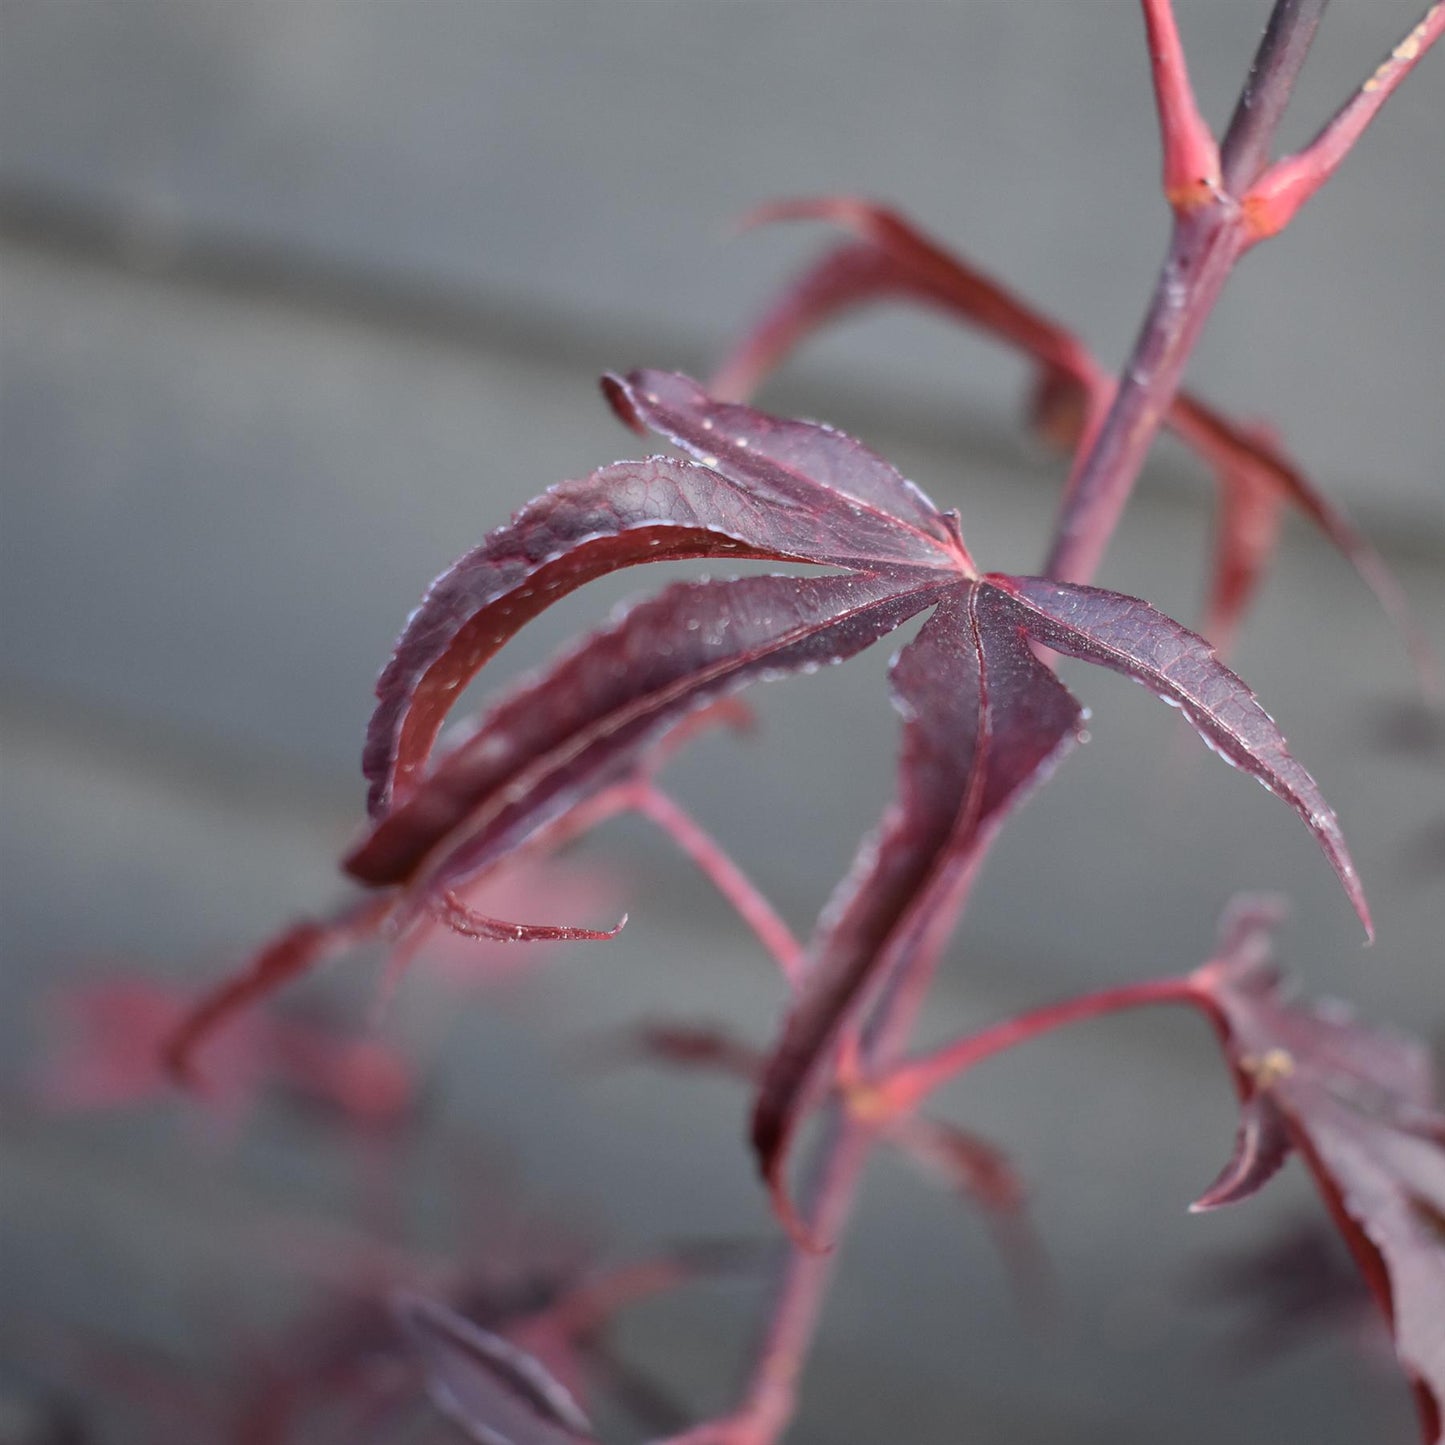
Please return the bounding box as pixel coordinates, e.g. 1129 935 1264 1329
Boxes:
634 785 805 987
1140 0 1222 209
1219 0 1330 191
1044 201 1246 584
1242 3 1445 241
874 976 1202 1115
729 1113 877 1444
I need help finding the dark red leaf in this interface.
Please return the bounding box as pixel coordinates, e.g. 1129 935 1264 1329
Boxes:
362 450 940 820
1170 398 1440 690
348 571 945 901
163 898 392 1086
1191 936 1445 1441
604 369 966 568
1190 1094 1295 1210
1286 1092 1445 1444
986 573 1372 939
393 1292 599 1445
751 584 1083 1236
720 197 1096 392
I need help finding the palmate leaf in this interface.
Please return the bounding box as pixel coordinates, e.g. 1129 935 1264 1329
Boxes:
714 195 1432 680
352 374 1360 953
377 374 1363 1196
176 373 1367 1225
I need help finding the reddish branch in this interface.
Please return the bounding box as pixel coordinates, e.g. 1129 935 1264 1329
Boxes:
1047 0 1443 583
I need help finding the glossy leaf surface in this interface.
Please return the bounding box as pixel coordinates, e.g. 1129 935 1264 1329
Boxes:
988 574 1371 938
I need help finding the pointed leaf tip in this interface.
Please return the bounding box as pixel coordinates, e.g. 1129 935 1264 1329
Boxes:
988 575 1372 941
599 372 647 434
1190 1095 1294 1212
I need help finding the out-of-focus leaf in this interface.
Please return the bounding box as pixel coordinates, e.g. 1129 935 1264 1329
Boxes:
393 1293 599 1445
1187 921 1445 1442
1169 400 1439 690
40 972 412 1128
714 196 1096 403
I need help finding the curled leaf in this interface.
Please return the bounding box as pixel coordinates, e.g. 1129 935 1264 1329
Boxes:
348 571 946 899
363 448 939 819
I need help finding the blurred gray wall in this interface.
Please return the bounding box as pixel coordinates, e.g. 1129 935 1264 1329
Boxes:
2 5 1442 1442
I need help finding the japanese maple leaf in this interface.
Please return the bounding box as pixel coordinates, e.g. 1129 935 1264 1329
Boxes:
712 195 1433 681
1186 913 1445 1443
331 367 1366 1236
